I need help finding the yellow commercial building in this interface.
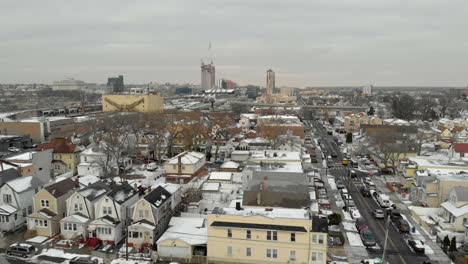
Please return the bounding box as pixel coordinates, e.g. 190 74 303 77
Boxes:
207 206 327 264
102 94 163 113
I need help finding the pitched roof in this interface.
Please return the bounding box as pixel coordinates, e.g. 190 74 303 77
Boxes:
107 183 137 204
6 175 41 193
454 143 468 153
0 167 20 185
78 181 111 201
44 178 76 198
143 186 172 208
37 138 78 154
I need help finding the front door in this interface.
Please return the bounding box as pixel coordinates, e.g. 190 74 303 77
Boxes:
89 230 96 237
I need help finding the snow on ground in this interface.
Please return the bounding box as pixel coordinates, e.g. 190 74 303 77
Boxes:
110 259 152 264
346 232 364 247
26 236 48 244
342 222 357 232
35 249 103 263
328 178 337 190
342 210 353 221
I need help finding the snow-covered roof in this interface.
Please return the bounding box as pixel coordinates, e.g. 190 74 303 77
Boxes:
6 175 39 193
6 151 35 161
215 207 310 220
250 150 302 162
220 161 240 169
441 201 468 217
130 221 156 230
61 214 90 224
0 204 18 215
77 175 100 187
202 182 220 192
209 172 233 181
157 217 207 246
167 151 205 165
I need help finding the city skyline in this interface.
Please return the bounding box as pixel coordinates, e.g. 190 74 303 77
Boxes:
1 0 468 87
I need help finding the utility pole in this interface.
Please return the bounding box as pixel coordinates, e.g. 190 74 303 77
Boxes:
381 216 390 262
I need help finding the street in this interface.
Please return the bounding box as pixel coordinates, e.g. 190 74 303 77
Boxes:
310 119 431 264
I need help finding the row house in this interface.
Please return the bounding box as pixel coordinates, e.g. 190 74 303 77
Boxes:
87 183 138 247
440 187 468 233
128 186 175 251
27 178 77 237
6 150 53 184
164 151 207 184
344 112 383 132
60 181 111 240
0 176 41 232
37 138 81 175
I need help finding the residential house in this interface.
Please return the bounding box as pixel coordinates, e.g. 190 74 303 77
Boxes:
172 130 192 155
77 142 115 177
454 128 468 143
60 181 111 240
440 128 453 142
0 166 20 186
37 138 81 175
220 161 240 172
207 206 327 264
27 178 77 237
0 176 41 232
440 187 468 232
164 151 207 184
128 186 175 251
6 150 53 184
452 143 468 159
257 115 305 140
87 183 138 246
157 216 207 260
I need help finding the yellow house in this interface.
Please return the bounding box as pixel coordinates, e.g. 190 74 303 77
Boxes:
27 178 77 237
37 138 81 175
207 206 327 264
440 129 453 141
102 94 163 113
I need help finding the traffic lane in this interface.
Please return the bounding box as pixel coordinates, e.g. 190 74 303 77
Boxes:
343 171 429 263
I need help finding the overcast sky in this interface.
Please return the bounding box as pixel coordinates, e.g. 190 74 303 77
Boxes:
1 0 467 87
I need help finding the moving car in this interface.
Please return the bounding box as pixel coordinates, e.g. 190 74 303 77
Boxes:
359 228 376 247
327 162 335 168
351 208 361 219
408 240 425 254
350 170 357 178
6 243 36 258
8 147 21 152
360 187 371 197
355 217 368 231
373 209 385 219
395 219 411 233
331 152 338 158
69 256 99 264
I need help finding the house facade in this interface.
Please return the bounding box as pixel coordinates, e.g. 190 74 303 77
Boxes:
128 186 176 251
164 152 207 184
27 178 77 237
77 142 115 177
6 150 53 184
37 138 81 175
207 207 327 264
0 176 41 232
440 187 468 232
87 183 138 246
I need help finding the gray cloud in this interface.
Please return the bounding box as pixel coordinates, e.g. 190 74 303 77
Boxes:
0 0 467 86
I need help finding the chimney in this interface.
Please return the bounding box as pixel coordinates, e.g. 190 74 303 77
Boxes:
235 201 242 211
178 155 182 174
74 177 80 189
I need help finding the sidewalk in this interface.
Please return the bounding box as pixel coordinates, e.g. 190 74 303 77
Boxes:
373 176 451 264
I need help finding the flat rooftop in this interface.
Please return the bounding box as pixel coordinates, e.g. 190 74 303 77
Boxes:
212 206 310 220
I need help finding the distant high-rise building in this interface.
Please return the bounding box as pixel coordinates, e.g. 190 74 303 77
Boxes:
107 75 124 93
52 78 88 91
220 79 237 89
266 69 275 98
362 85 372 96
201 63 215 90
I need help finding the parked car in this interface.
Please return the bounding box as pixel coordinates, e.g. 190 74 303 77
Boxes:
355 217 368 231
327 155 333 160
331 152 338 158
373 209 385 219
350 170 357 178
395 219 411 233
8 147 21 152
340 188 349 197
6 243 36 258
360 187 371 197
366 181 376 190
336 180 345 189
351 208 361 219
360 228 376 247
408 240 425 254
363 177 372 185
390 211 403 222
69 256 99 264
327 162 335 168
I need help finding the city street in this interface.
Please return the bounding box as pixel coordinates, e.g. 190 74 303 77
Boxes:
309 119 431 264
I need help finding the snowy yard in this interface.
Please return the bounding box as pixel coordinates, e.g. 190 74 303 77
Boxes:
328 178 337 190
342 222 357 232
346 232 364 247
33 249 103 264
110 259 152 264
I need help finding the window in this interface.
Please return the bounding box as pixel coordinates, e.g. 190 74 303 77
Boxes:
28 206 33 215
103 206 112 215
14 214 17 220
266 249 278 258
246 247 251 257
227 246 232 257
312 252 323 262
291 232 296 242
98 227 111 234
246 230 251 239
84 157 88 162
3 194 12 204
267 230 277 241
139 210 144 218
23 208 27 217
312 234 324 244
74 204 79 212
41 200 49 208
0 215 9 222
289 250 296 261
130 231 142 238
227 228 232 238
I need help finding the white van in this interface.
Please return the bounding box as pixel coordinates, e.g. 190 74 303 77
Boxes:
146 162 157 171
377 193 391 208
